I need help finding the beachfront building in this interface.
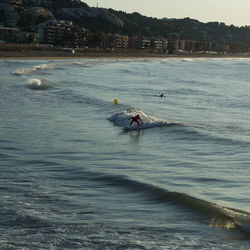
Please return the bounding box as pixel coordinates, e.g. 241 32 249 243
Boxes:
103 33 129 49
213 42 228 53
0 26 19 43
151 38 168 51
18 31 38 44
127 36 168 51
9 0 23 5
168 39 187 53
168 39 179 52
78 27 88 47
151 39 163 50
196 40 214 52
128 36 142 49
185 40 197 52
39 20 87 47
141 39 151 49
179 40 186 50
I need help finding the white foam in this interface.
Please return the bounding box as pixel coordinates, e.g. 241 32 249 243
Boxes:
13 64 49 75
181 58 195 62
12 60 103 75
28 78 42 86
27 78 48 90
109 107 173 129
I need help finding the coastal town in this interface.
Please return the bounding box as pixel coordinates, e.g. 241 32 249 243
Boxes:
1 0 250 55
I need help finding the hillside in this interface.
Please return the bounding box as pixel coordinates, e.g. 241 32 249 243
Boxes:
1 0 250 50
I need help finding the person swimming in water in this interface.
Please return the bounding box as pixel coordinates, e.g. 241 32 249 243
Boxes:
153 93 165 98
128 115 144 126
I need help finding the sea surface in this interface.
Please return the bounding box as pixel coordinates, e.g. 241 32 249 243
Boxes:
1 57 250 249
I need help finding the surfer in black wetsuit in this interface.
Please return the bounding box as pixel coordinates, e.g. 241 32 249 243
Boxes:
128 115 144 126
153 93 165 98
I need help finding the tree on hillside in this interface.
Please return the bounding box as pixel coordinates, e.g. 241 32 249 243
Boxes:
27 33 36 44
17 13 35 28
87 27 104 48
52 0 88 9
0 9 5 23
35 15 50 25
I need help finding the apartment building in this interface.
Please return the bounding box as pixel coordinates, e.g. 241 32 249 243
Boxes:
185 40 197 51
0 26 19 43
104 33 129 49
141 39 151 49
40 21 87 47
9 0 23 5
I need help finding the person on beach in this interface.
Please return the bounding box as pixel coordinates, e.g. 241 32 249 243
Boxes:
128 115 144 126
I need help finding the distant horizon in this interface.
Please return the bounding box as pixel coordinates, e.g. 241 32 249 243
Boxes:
82 0 250 27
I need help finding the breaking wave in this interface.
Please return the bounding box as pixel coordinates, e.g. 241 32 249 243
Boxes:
27 78 49 90
93 173 250 233
13 64 50 75
12 60 99 75
108 107 178 130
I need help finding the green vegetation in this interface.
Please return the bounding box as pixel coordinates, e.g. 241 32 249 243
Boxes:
0 9 5 23
3 0 250 52
51 0 88 9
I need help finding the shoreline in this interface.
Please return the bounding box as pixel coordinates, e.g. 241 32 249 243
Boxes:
0 48 249 60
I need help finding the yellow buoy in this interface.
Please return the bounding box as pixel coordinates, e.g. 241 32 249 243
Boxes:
114 99 118 104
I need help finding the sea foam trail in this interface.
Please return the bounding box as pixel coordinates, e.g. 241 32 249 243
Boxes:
12 60 96 75
13 64 49 75
109 107 176 130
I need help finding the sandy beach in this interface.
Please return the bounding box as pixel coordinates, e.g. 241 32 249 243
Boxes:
0 47 242 60
0 48 170 60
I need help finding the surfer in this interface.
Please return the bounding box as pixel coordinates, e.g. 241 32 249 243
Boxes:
153 93 165 98
128 115 144 127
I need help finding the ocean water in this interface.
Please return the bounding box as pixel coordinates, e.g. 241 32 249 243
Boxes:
1 57 250 249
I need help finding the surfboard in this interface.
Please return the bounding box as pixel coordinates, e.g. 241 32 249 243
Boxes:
123 125 144 131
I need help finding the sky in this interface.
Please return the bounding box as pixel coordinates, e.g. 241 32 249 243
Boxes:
82 0 250 27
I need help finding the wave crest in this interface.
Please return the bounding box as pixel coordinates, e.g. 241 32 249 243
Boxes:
109 107 176 130
12 60 94 75
13 64 49 75
94 173 250 231
27 78 49 90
